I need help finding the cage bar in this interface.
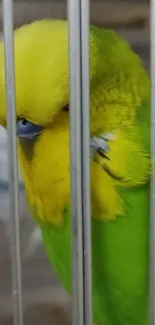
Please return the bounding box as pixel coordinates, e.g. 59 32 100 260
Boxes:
2 0 154 325
2 1 23 325
68 0 93 325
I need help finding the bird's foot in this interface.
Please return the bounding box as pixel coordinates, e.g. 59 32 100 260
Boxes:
90 133 116 160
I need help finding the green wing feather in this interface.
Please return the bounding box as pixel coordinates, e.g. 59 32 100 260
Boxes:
41 182 149 325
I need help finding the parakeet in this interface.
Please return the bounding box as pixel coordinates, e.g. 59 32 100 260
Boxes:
0 19 151 325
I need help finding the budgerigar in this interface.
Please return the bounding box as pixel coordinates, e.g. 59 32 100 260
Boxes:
0 20 151 325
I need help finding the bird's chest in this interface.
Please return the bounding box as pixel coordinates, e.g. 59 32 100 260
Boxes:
41 213 72 292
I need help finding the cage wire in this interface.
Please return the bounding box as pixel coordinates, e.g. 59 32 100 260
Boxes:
3 0 23 325
2 0 92 325
1 0 154 325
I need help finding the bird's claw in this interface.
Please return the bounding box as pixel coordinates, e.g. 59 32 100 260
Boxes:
90 133 116 160
90 136 110 153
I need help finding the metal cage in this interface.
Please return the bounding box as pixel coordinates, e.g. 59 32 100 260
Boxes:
1 0 154 324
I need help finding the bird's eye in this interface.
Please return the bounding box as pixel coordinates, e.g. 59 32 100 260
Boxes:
63 104 69 111
17 119 43 139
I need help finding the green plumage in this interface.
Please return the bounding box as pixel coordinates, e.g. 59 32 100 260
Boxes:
42 183 150 325
0 20 150 325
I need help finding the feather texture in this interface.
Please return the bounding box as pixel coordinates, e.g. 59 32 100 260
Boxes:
0 19 151 325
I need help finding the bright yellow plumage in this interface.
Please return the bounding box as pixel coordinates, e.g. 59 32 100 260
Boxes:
0 19 151 226
0 20 69 125
18 111 71 225
0 20 151 325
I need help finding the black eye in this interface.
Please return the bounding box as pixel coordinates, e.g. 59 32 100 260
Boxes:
20 119 29 126
63 104 69 111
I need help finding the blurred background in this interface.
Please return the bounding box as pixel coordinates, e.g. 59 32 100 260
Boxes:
0 0 149 324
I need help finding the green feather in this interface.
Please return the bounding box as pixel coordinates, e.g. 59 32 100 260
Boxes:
41 182 149 325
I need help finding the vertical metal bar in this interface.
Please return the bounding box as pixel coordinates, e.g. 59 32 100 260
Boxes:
80 1 92 324
68 0 92 324
68 0 84 323
2 1 23 325
150 0 155 323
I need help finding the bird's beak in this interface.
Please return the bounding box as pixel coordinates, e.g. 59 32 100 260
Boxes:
18 137 38 161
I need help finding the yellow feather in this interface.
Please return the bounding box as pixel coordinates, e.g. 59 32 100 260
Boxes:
91 160 125 221
19 112 70 226
96 128 151 187
0 20 151 226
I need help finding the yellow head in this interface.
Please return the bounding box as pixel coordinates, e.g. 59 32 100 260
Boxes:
0 20 150 226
